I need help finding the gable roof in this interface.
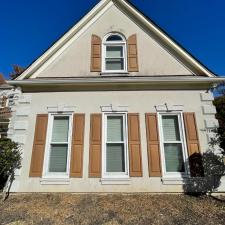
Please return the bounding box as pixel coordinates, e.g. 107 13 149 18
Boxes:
15 0 215 80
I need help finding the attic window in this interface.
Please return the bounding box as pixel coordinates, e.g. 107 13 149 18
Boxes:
106 35 123 42
102 33 127 73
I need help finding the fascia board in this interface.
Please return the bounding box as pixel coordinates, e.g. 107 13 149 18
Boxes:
115 0 215 77
16 0 215 80
8 77 225 86
15 0 112 80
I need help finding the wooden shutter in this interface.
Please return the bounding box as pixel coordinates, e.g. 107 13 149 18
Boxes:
127 34 139 72
145 113 162 177
90 35 101 72
1 96 7 107
183 112 203 176
70 114 85 178
89 114 102 177
128 114 142 177
183 113 200 155
29 114 48 177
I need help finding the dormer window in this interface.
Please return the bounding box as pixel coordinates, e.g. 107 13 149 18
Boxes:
102 33 127 73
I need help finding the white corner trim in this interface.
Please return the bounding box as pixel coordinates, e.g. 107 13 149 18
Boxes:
18 95 32 104
200 92 214 101
47 105 76 113
101 178 131 185
204 119 219 129
12 135 27 144
40 178 70 185
155 103 184 112
14 121 28 130
202 105 217 115
100 104 128 112
16 107 30 116
206 132 217 142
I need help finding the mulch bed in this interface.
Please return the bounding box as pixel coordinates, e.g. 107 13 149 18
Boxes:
0 194 225 225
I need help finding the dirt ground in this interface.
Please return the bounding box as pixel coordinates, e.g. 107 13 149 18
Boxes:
0 194 225 225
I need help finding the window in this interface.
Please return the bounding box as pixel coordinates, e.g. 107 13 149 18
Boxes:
102 33 127 73
103 113 129 178
158 113 189 177
43 114 72 178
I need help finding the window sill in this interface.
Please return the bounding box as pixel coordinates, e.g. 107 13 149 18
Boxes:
100 72 129 76
40 178 70 185
101 178 131 185
161 177 189 185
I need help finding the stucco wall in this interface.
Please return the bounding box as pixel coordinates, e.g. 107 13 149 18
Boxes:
9 89 222 193
33 4 192 78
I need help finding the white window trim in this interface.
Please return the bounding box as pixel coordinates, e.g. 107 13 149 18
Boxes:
102 33 128 73
102 112 129 179
158 112 190 179
42 113 73 179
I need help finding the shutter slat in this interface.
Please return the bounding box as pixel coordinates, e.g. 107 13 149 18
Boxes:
127 34 139 72
29 114 48 177
128 113 142 177
90 35 101 72
183 112 203 177
145 113 162 177
70 114 85 178
89 114 102 177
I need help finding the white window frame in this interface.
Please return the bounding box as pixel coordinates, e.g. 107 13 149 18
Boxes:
102 112 129 179
42 113 73 179
102 33 127 73
158 112 190 178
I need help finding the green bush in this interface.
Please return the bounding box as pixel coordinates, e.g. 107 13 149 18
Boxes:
213 96 225 155
0 138 22 190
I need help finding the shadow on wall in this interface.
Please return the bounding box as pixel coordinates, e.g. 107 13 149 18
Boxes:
0 176 7 191
182 151 225 196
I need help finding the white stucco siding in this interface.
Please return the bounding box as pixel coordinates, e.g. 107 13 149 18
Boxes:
11 89 219 193
34 5 192 78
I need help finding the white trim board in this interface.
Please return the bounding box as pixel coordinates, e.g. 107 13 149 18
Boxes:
15 0 215 80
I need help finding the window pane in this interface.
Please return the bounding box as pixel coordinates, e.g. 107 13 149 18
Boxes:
106 58 124 70
52 117 69 142
106 35 123 41
107 116 124 142
106 143 125 172
49 144 68 172
164 143 185 172
106 46 123 58
162 115 180 141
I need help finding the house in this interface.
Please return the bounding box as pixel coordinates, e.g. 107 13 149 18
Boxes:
0 74 17 138
7 0 225 193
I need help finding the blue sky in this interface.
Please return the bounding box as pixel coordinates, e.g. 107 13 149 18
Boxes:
0 0 225 79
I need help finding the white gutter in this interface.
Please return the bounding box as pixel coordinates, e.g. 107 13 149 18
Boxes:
7 77 225 86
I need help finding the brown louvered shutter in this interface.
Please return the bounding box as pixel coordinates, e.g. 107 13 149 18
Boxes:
127 34 139 72
1 96 7 107
29 114 48 177
183 112 203 177
128 113 142 177
89 114 102 177
70 114 85 178
90 35 101 72
145 113 162 177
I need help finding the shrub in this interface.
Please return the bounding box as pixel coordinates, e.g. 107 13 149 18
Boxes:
0 138 21 190
214 96 225 155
